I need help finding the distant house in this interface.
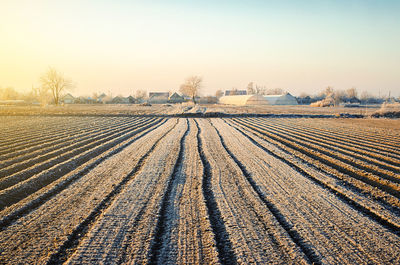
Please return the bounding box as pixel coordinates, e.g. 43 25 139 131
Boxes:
86 97 97 104
168 92 184 103
148 92 169 104
263 93 298 105
62 93 75 104
219 95 269 106
111 96 130 104
149 92 169 98
225 90 247 96
74 96 88 104
97 93 107 103
127 95 136 104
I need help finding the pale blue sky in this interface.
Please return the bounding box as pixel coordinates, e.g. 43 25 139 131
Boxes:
1 0 399 96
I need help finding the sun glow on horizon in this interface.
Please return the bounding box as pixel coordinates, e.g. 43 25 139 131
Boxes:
1 0 399 97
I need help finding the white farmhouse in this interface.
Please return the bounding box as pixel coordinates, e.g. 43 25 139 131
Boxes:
219 95 269 106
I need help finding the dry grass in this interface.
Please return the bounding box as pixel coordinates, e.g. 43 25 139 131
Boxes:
371 102 400 118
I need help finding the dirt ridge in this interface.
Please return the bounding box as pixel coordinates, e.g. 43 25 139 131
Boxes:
46 119 179 264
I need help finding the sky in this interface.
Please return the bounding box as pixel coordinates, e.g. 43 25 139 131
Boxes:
1 0 399 97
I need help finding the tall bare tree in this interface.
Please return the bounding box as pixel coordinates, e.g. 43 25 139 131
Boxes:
346 87 358 99
180 75 202 104
247 82 255 94
135 90 147 103
40 67 73 105
266 88 285 95
32 85 51 106
215 89 224 99
255 85 266 95
0 87 19 100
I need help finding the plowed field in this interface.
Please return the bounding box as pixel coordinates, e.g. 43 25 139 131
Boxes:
0 116 399 264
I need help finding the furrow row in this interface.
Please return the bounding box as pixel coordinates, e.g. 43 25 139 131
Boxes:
64 119 187 264
197 119 308 264
210 120 319 264
0 117 148 174
0 119 177 264
218 119 400 264
280 118 400 149
0 116 123 152
248 118 400 174
263 118 400 161
0 116 137 161
225 119 400 235
234 118 400 200
229 118 400 211
0 118 162 210
195 119 237 265
0 119 169 231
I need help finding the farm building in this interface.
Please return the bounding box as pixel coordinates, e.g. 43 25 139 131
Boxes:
219 95 269 106
110 96 130 104
62 93 75 104
97 93 107 103
149 92 169 98
263 93 298 105
225 89 247 96
168 92 184 103
148 92 169 104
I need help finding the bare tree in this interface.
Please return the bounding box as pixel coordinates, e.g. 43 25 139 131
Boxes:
135 89 147 103
40 67 73 105
0 87 19 100
230 88 239 95
247 82 255 94
254 85 267 95
180 75 202 104
346 87 358 99
215 89 224 99
333 89 346 106
266 88 285 95
32 85 51 106
321 86 334 98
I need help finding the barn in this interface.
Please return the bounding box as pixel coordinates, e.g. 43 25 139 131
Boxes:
219 95 269 106
168 92 184 103
62 93 75 104
263 93 298 105
148 92 169 104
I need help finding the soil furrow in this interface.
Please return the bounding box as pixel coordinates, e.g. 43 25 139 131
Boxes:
268 118 400 161
225 119 400 236
0 116 120 154
215 119 400 264
148 119 191 264
0 117 147 176
210 120 320 264
232 118 400 211
0 118 161 210
0 118 155 190
197 119 308 264
194 119 237 265
0 119 168 232
65 119 187 264
0 119 177 264
0 116 140 165
234 118 400 199
259 118 400 169
244 118 400 182
279 118 400 151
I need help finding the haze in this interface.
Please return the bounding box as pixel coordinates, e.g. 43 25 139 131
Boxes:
1 0 399 97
